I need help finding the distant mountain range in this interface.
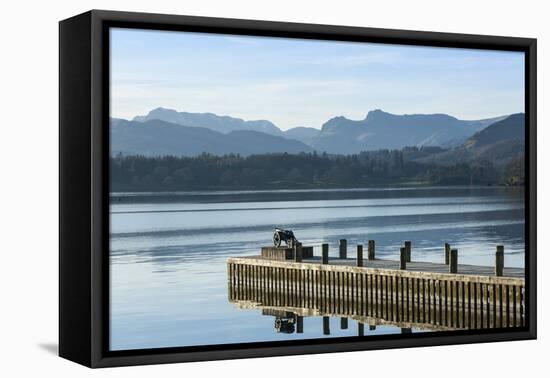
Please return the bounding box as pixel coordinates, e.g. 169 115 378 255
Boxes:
133 107 284 136
310 110 508 153
111 118 311 156
112 107 522 162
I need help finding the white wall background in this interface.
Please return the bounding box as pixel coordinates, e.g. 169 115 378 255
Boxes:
0 0 546 376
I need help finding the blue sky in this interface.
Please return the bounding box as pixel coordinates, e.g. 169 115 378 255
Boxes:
111 28 525 130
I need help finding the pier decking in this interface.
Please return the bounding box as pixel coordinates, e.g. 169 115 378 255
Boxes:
232 255 524 278
227 243 526 331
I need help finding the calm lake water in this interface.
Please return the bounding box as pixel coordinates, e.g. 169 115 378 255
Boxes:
109 186 525 351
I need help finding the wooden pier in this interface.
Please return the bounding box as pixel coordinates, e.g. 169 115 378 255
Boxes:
227 242 525 331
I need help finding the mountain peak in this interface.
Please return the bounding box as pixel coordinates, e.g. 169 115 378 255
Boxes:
321 116 352 131
149 107 177 115
367 109 386 115
366 109 461 123
365 109 393 121
133 107 179 123
328 115 349 121
321 116 349 130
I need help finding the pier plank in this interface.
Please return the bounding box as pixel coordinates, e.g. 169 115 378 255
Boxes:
232 255 524 280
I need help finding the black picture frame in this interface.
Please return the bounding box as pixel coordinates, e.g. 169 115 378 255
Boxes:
59 9 537 368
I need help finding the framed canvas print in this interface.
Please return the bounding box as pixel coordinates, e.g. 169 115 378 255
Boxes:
59 10 537 368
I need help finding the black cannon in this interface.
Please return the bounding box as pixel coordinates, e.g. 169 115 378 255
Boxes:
273 228 298 248
274 316 296 334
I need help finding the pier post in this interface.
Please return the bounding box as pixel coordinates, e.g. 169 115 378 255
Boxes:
296 316 304 334
445 243 450 265
357 244 363 267
368 240 375 260
495 245 504 277
450 249 458 273
294 242 303 263
323 316 330 335
400 247 407 270
322 243 329 264
339 239 347 259
340 318 348 329
405 241 411 262
358 323 364 336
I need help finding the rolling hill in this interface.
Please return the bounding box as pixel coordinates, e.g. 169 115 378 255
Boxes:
414 113 525 167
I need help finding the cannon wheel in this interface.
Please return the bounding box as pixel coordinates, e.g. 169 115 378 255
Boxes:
273 231 281 247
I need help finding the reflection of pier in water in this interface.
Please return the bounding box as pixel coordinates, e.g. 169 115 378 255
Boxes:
227 245 525 333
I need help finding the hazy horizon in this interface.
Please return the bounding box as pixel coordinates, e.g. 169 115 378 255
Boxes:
111 28 525 131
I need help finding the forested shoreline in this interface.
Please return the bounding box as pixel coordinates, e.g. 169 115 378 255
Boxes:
110 151 524 191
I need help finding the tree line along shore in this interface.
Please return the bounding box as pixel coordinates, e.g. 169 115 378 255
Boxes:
110 150 524 191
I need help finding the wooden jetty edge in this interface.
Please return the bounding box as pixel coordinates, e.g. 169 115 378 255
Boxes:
227 241 525 331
